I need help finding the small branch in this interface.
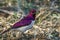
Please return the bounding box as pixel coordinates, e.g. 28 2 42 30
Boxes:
41 11 52 21
50 8 60 13
0 9 13 15
35 13 41 19
36 10 45 19
50 0 57 7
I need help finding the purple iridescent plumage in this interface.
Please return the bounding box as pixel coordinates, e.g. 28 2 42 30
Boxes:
12 17 33 28
12 9 36 28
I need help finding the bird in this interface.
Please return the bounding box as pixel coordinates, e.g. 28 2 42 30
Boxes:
1 9 36 34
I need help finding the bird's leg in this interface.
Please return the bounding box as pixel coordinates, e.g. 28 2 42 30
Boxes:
34 28 36 40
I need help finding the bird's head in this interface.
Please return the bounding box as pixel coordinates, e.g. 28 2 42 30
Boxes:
28 9 36 20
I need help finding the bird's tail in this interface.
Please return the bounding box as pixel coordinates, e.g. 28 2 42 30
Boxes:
0 28 12 35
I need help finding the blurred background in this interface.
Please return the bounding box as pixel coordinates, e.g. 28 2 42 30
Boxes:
0 0 60 40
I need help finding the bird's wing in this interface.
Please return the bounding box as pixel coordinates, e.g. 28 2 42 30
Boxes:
12 19 32 28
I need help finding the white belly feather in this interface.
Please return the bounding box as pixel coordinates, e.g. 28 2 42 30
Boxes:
12 21 35 32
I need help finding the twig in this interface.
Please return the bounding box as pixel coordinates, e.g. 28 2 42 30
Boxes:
36 13 43 19
50 0 57 7
36 10 45 19
41 11 52 21
0 9 13 15
50 8 60 13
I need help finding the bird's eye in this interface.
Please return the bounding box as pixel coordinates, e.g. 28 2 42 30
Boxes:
33 11 36 13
